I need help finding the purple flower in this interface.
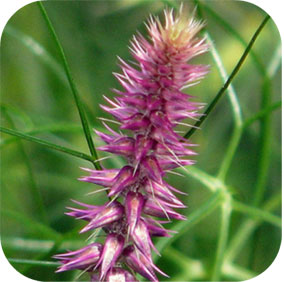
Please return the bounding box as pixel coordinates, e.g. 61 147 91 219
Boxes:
131 219 159 259
96 233 125 279
55 6 208 281
123 245 168 282
54 243 102 273
125 191 145 234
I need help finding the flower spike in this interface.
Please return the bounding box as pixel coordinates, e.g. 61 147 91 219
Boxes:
55 5 208 281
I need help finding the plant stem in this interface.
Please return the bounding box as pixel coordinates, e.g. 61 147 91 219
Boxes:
0 127 95 164
222 262 257 281
8 258 59 267
179 166 220 192
225 192 281 263
37 2 101 170
244 101 281 128
202 3 266 75
0 123 83 148
211 198 232 281
253 77 272 206
232 199 281 228
184 15 270 139
203 33 243 181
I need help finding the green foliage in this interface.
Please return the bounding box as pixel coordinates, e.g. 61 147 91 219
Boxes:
0 0 281 281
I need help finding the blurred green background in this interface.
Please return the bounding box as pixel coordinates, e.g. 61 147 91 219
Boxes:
0 0 281 281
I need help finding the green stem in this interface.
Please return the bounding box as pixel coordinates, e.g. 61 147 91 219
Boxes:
8 258 59 267
225 192 281 263
218 128 243 180
203 33 243 181
253 77 272 206
164 246 206 280
0 123 83 148
232 199 281 228
179 166 220 192
202 3 266 75
211 199 232 281
222 263 257 281
244 101 281 128
37 2 101 170
184 15 270 139
0 126 95 164
268 43 282 77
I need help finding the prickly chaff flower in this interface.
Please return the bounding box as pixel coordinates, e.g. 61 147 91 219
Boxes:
55 6 208 281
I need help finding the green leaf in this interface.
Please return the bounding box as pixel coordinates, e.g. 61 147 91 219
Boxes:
202 3 266 75
0 126 95 164
184 15 270 139
204 33 243 181
3 237 84 253
253 77 273 206
232 199 281 228
8 258 59 267
0 123 82 148
225 192 281 263
37 2 101 170
211 200 232 281
0 104 34 130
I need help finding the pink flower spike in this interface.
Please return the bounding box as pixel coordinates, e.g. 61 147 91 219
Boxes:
55 5 208 281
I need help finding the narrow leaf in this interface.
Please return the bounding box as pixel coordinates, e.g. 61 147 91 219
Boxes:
184 15 270 139
37 2 101 170
9 258 59 267
0 123 82 148
0 126 95 163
